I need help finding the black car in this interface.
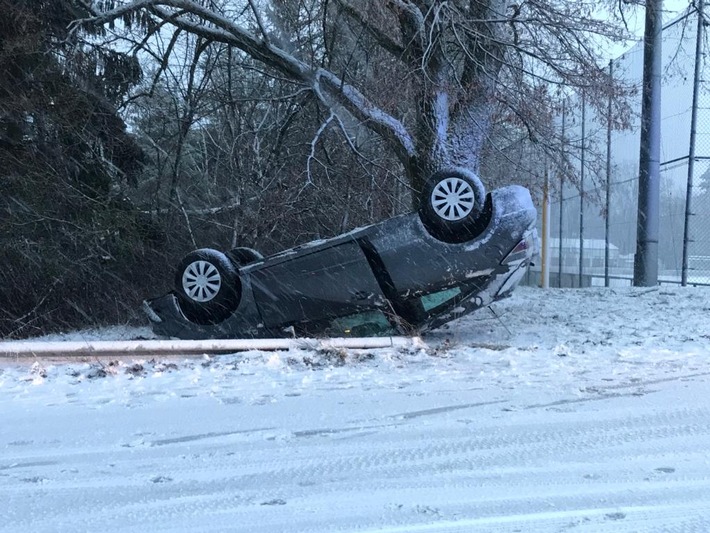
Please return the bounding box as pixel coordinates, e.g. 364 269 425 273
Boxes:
144 168 538 339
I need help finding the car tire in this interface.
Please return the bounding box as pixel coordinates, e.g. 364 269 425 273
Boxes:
174 248 241 324
226 247 264 267
419 167 486 243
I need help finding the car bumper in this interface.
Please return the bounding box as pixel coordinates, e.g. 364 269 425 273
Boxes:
423 226 537 331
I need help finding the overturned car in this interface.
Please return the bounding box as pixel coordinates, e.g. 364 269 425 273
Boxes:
144 168 538 339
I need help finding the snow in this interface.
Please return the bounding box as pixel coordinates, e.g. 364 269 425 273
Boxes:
2 286 710 531
433 88 450 159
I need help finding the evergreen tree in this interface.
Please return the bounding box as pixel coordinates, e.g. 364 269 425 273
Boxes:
0 0 151 337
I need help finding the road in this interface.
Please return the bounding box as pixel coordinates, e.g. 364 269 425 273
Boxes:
2 355 710 532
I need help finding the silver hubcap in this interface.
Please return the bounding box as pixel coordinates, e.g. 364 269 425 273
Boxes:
431 177 475 221
182 260 221 302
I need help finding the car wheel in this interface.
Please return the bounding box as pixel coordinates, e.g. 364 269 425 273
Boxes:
226 247 264 267
174 248 241 324
419 167 486 243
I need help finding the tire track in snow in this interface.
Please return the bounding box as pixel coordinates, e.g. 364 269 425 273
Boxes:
228 405 710 483
349 500 710 533
8 397 692 528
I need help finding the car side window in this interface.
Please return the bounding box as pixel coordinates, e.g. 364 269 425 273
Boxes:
329 310 394 336
420 287 462 312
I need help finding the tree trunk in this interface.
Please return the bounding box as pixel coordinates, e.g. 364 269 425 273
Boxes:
408 93 493 209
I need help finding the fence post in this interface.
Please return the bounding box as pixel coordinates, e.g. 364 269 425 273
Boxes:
559 100 566 287
579 91 586 288
605 60 613 288
682 0 704 286
542 164 550 288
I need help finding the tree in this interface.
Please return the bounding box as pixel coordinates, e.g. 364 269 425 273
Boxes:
76 0 635 199
0 0 151 336
1 0 143 191
127 39 405 253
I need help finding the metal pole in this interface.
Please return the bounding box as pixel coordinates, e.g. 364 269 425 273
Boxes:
542 163 551 289
559 100 566 287
579 91 586 288
634 0 663 287
0 336 424 358
682 0 704 286
605 60 613 288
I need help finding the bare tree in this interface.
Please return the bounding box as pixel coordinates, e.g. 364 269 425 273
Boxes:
76 0 635 199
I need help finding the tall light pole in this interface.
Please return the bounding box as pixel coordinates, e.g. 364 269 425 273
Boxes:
634 0 663 287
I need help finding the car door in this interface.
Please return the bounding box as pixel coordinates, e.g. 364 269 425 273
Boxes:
249 241 385 328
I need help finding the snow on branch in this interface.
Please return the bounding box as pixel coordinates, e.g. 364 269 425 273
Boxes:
315 69 416 161
305 112 336 190
388 0 425 37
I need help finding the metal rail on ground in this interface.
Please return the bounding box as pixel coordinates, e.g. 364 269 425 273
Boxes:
0 337 425 359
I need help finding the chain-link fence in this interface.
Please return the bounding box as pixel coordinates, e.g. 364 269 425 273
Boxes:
526 5 710 288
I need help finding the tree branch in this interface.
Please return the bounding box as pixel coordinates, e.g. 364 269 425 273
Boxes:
315 68 416 162
80 0 416 167
386 0 425 60
333 0 407 59
246 0 270 44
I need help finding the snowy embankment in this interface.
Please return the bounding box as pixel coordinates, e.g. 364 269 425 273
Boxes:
1 286 710 532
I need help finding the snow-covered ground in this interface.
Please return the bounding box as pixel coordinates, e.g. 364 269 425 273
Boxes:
2 286 710 532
